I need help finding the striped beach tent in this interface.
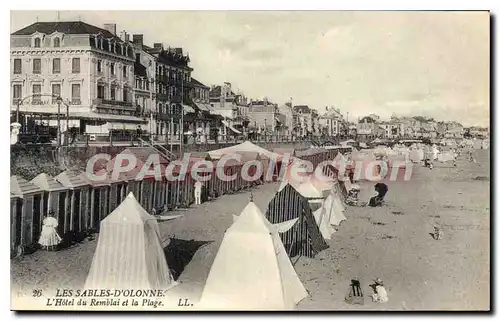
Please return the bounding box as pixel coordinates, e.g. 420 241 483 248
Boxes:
266 184 329 258
84 192 177 291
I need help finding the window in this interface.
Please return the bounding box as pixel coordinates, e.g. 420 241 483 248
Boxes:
52 84 61 103
72 58 80 73
52 58 60 74
97 60 102 73
110 87 116 101
53 37 60 47
12 84 22 104
13 59 21 74
97 84 105 99
110 63 115 76
71 84 81 104
34 38 41 48
123 87 128 102
32 84 41 103
122 65 127 78
33 58 41 74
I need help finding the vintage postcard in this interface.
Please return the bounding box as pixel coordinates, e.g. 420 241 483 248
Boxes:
10 10 490 311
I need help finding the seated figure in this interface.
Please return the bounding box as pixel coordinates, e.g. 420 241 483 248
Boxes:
368 183 388 207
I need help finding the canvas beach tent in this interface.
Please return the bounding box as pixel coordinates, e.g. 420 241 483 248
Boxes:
266 184 329 258
208 141 282 161
320 192 347 226
84 193 177 291
437 151 455 163
199 201 307 310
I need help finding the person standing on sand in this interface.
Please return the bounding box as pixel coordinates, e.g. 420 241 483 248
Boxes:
38 211 62 251
194 180 203 205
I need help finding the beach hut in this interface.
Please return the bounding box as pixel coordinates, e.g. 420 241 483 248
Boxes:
200 201 307 310
209 141 284 182
266 184 328 258
108 147 169 213
10 176 44 251
78 170 119 231
10 192 22 255
30 173 68 235
54 170 91 234
84 193 177 291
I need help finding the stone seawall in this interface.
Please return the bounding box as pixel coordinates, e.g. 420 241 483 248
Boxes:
11 141 313 179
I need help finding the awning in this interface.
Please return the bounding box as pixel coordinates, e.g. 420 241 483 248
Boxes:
222 120 242 134
72 112 147 123
183 104 195 113
194 102 211 112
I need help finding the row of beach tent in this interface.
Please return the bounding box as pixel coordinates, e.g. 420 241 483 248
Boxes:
83 142 355 309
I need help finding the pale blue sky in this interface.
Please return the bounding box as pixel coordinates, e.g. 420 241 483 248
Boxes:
11 11 490 126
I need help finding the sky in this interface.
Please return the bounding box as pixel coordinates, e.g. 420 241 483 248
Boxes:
10 11 490 126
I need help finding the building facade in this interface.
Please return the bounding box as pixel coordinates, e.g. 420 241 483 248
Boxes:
131 34 157 137
293 105 313 137
10 21 145 138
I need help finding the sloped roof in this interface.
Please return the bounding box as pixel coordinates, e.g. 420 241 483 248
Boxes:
54 170 89 189
11 175 42 196
191 78 210 89
11 21 121 41
31 173 66 192
293 105 311 114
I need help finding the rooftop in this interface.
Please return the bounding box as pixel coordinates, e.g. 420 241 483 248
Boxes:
12 21 121 41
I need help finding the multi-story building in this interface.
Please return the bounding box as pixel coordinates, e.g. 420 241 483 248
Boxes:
130 33 157 137
209 82 246 137
278 102 294 135
10 21 145 137
379 121 402 139
144 41 194 141
247 98 281 133
293 105 313 137
356 115 378 141
318 106 343 137
188 77 218 141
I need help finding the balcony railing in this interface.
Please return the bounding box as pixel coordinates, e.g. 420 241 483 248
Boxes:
93 98 135 110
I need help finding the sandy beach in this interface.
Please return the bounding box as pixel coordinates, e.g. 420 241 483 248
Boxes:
11 148 490 311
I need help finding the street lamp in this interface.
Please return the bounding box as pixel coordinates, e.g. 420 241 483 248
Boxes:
56 96 63 148
264 118 267 142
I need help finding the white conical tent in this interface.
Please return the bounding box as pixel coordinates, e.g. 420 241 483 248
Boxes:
84 193 177 291
319 193 347 226
200 202 307 310
310 175 345 213
296 179 324 199
313 206 336 240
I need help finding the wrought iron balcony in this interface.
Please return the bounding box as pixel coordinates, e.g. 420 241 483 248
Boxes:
93 98 135 110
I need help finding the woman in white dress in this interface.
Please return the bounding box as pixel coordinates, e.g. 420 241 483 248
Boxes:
38 211 62 251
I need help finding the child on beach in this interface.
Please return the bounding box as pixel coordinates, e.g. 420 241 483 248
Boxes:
368 183 388 207
38 211 62 251
371 278 389 303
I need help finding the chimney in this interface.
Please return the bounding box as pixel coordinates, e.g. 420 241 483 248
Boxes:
132 34 143 47
325 106 328 111
119 31 130 42
154 43 163 50
175 47 183 55
103 23 117 36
